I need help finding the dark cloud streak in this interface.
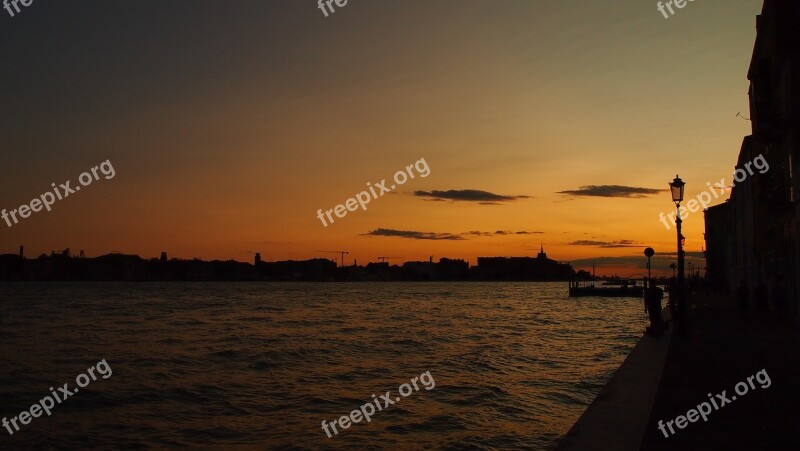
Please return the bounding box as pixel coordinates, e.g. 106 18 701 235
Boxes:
568 239 640 248
558 185 665 198
414 189 531 203
362 229 464 240
364 229 545 240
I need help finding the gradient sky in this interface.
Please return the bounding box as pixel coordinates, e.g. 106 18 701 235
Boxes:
0 0 765 275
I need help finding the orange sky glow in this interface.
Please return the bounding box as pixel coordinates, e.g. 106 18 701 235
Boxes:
0 1 765 276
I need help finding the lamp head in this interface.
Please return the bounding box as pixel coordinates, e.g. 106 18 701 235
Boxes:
670 175 685 203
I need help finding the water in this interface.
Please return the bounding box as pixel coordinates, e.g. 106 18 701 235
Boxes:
0 282 644 449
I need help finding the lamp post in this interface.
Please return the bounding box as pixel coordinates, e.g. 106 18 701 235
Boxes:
669 175 686 329
644 247 655 285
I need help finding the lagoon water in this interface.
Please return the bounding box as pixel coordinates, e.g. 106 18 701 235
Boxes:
0 282 644 449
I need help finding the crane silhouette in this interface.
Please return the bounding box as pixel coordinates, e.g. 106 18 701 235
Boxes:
377 256 404 263
316 250 349 267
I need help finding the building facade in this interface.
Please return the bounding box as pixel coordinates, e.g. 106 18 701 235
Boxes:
704 0 800 316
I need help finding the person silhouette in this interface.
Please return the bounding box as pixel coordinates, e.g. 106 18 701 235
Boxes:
644 279 664 336
667 277 678 321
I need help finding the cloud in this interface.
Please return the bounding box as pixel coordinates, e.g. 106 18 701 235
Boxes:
365 229 545 240
414 189 531 204
467 231 494 237
557 185 665 198
362 228 465 240
568 240 606 246
495 230 545 235
568 239 640 248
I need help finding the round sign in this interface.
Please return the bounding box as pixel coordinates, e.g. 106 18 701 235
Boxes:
644 247 655 258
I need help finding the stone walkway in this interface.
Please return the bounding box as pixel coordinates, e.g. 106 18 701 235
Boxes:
557 323 672 450
640 293 800 450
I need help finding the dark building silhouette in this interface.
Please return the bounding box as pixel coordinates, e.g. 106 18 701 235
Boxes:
364 262 397 280
704 0 800 316
0 245 577 282
255 259 337 281
704 201 731 291
0 251 23 281
401 260 437 280
473 246 575 281
437 258 470 280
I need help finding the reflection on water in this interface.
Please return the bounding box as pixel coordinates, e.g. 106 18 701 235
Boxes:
0 282 644 449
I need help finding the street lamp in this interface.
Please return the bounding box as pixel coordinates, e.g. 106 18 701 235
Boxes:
670 175 685 204
644 247 655 284
669 175 686 330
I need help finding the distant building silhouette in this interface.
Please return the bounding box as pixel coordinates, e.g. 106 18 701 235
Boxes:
0 251 23 280
0 246 576 282
474 246 575 281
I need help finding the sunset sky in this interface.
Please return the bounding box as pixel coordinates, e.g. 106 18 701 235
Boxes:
0 0 764 275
